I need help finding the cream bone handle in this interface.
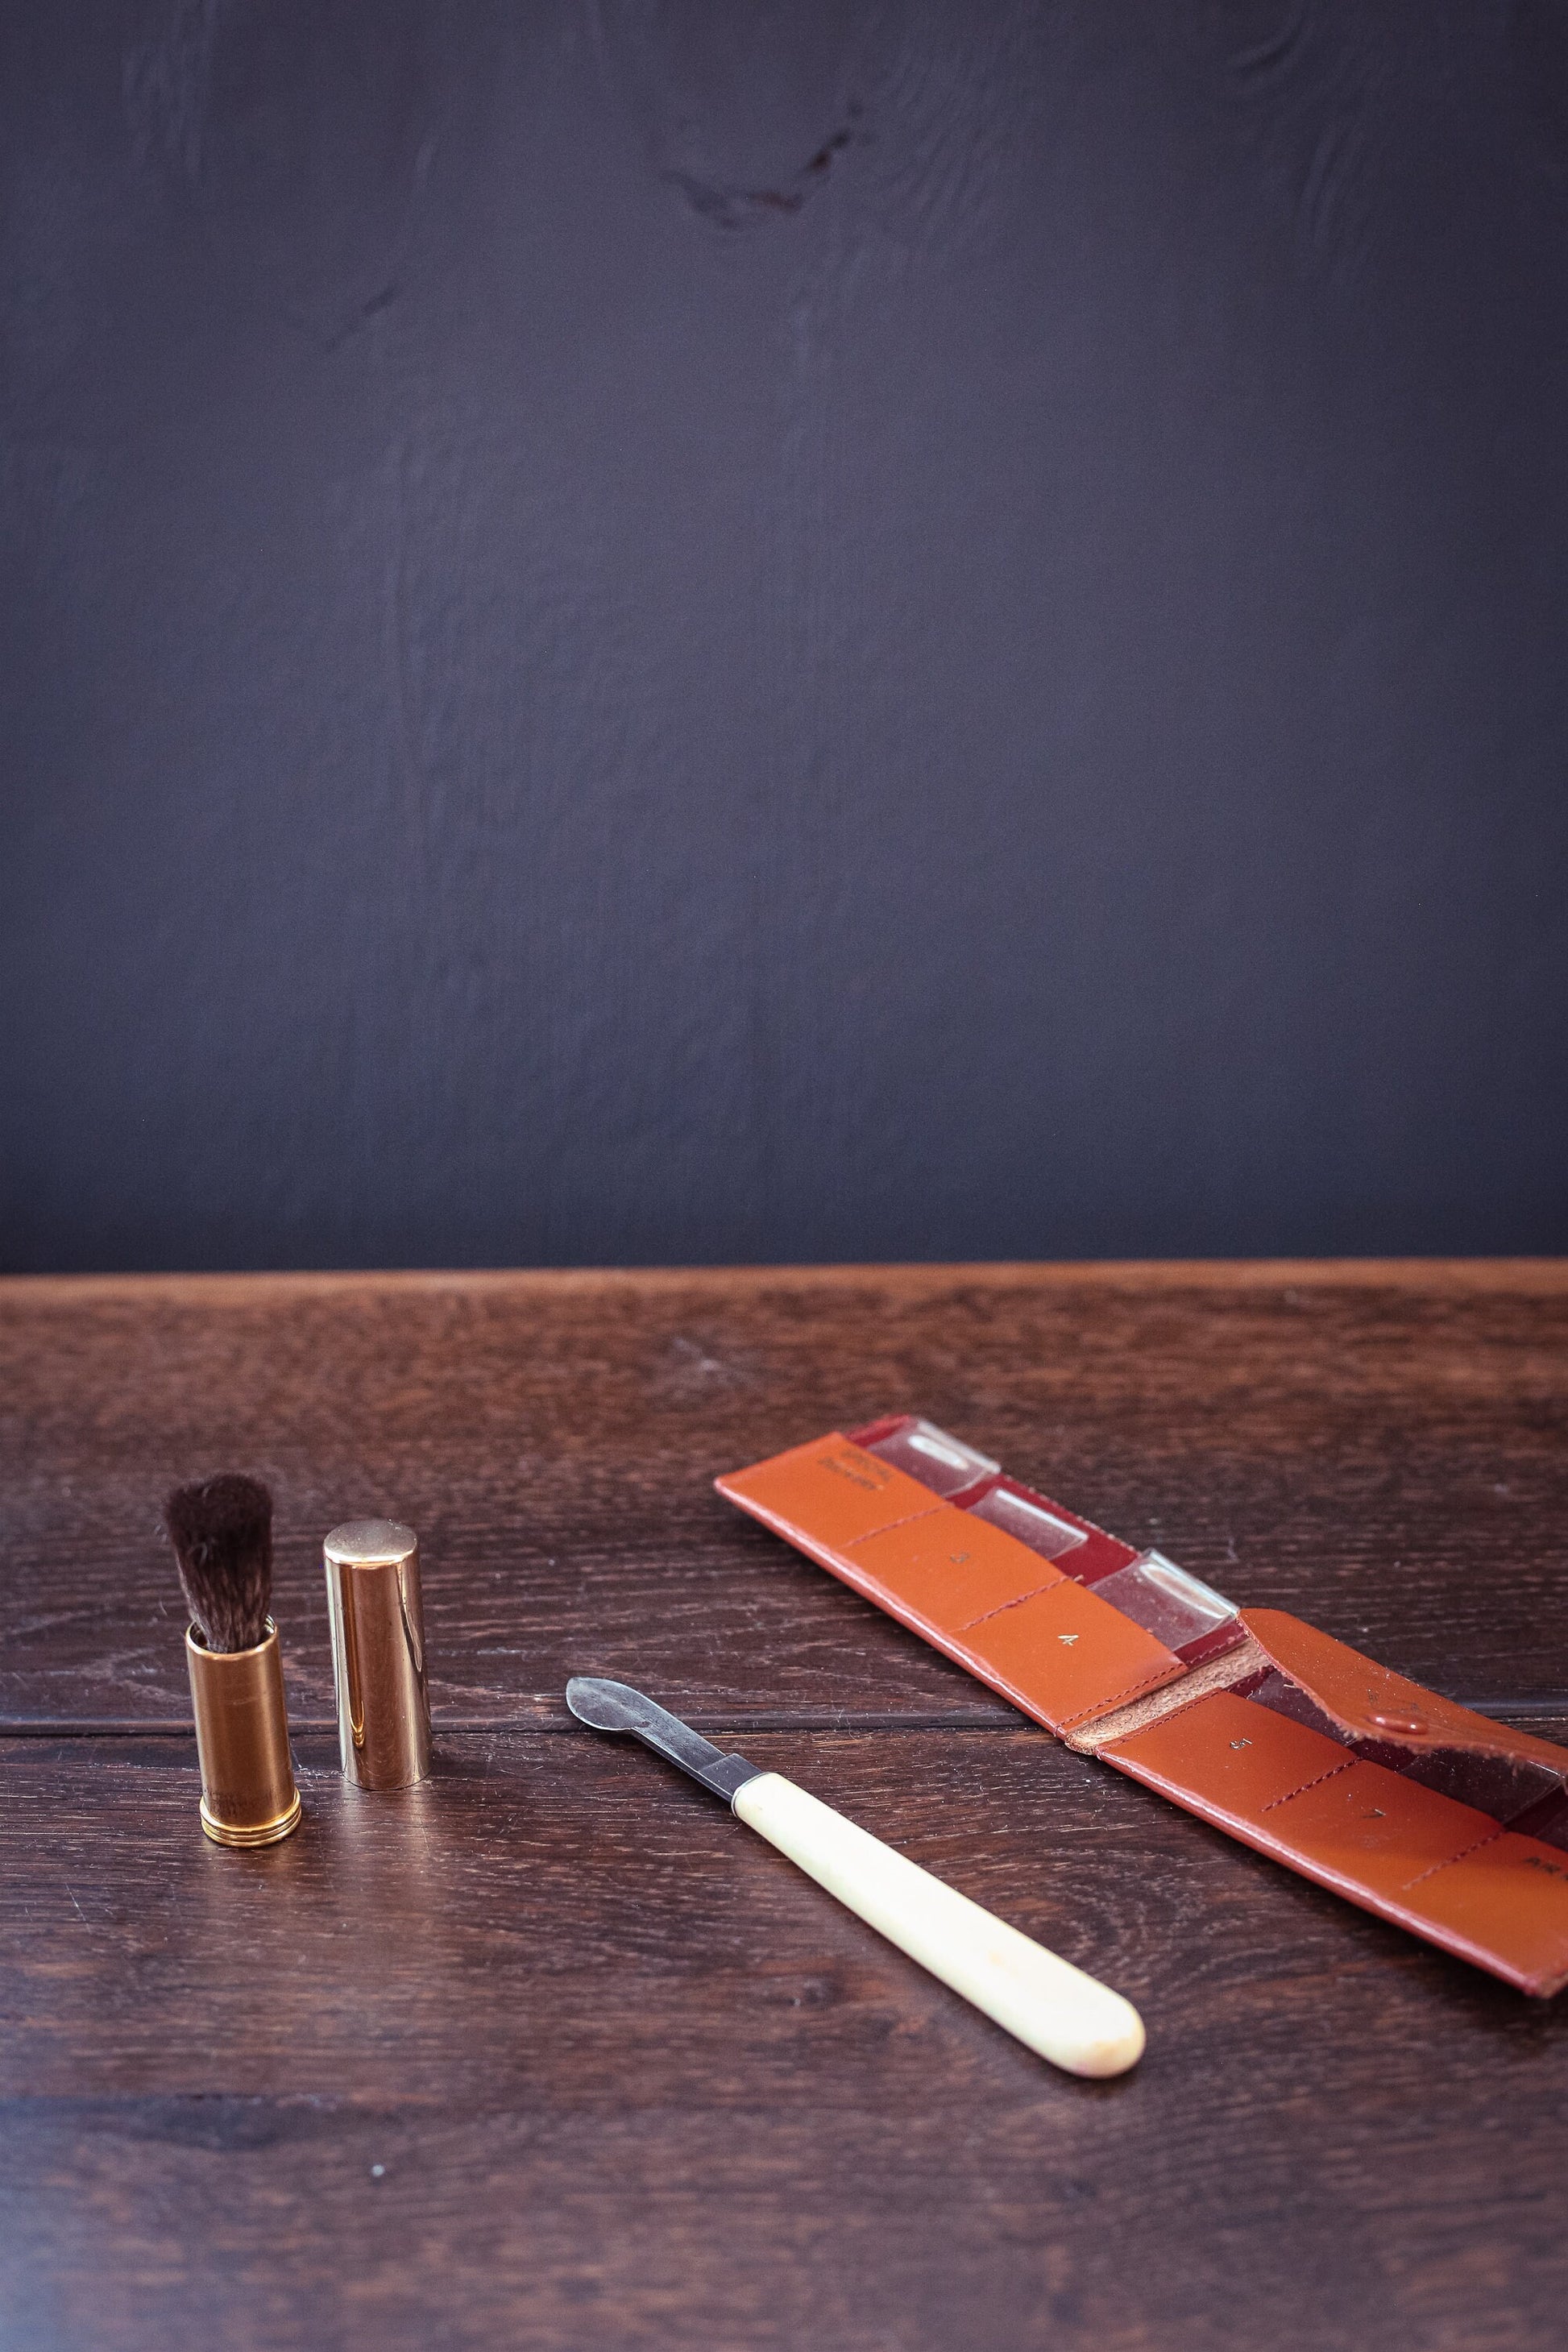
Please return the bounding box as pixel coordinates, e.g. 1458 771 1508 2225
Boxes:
732 1772 1144 2080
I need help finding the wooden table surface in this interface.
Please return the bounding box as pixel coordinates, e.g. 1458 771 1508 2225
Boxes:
2 1261 1566 2350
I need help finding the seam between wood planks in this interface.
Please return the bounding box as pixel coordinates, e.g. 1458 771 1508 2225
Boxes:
5 1702 1568 1739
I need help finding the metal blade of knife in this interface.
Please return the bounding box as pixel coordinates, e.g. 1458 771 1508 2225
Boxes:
565 1676 763 1802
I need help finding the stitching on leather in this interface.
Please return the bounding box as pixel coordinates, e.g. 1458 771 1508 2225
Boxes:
1060 1660 1187 1732
1402 1825 1508 1891
840 1504 947 1549
1260 1758 1355 1812
957 1579 1063 1632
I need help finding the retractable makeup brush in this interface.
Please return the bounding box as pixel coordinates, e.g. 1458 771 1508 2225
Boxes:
566 1678 1144 2078
164 1474 301 1848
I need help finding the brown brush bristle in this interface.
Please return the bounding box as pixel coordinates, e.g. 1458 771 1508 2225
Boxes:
164 1473 274 1653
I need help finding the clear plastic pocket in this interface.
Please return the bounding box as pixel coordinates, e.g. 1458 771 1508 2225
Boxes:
855 1416 1000 1498
1093 1550 1239 1658
964 1479 1089 1564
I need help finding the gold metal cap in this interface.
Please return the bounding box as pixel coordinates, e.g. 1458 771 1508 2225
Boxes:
185 1620 302 1847
323 1519 432 1790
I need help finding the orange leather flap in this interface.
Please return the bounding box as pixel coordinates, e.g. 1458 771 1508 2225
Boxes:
950 1575 1187 1736
1101 1688 1568 1997
718 1436 1188 1735
1241 1609 1568 1777
717 1433 944 1562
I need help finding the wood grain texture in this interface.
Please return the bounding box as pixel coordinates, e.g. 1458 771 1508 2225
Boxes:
2 1265 1567 2348
2 1265 1566 1725
5 1728 1568 2352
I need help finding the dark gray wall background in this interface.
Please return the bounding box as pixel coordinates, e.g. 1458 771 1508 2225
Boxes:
3 1 1566 1271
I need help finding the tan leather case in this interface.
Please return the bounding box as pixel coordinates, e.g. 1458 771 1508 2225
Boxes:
717 1432 1568 1995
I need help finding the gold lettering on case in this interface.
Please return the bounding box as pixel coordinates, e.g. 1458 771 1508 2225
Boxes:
1230 1737 1251 1750
1058 1634 1079 1646
817 1451 888 1494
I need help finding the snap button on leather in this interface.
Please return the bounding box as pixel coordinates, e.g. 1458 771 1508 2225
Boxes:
1371 1709 1427 1736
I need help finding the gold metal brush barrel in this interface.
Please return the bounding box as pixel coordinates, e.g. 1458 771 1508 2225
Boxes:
185 1621 302 1847
323 1520 431 1790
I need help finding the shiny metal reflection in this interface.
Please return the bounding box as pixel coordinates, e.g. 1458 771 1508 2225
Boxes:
323 1519 432 1790
185 1619 302 1846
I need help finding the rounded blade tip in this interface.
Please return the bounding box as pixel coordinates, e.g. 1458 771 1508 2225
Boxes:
565 1675 648 1732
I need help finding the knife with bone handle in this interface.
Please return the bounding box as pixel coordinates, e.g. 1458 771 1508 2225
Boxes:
565 1676 1144 2078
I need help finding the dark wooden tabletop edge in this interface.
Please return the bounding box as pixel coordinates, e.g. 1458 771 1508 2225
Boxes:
2 1256 1566 1305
